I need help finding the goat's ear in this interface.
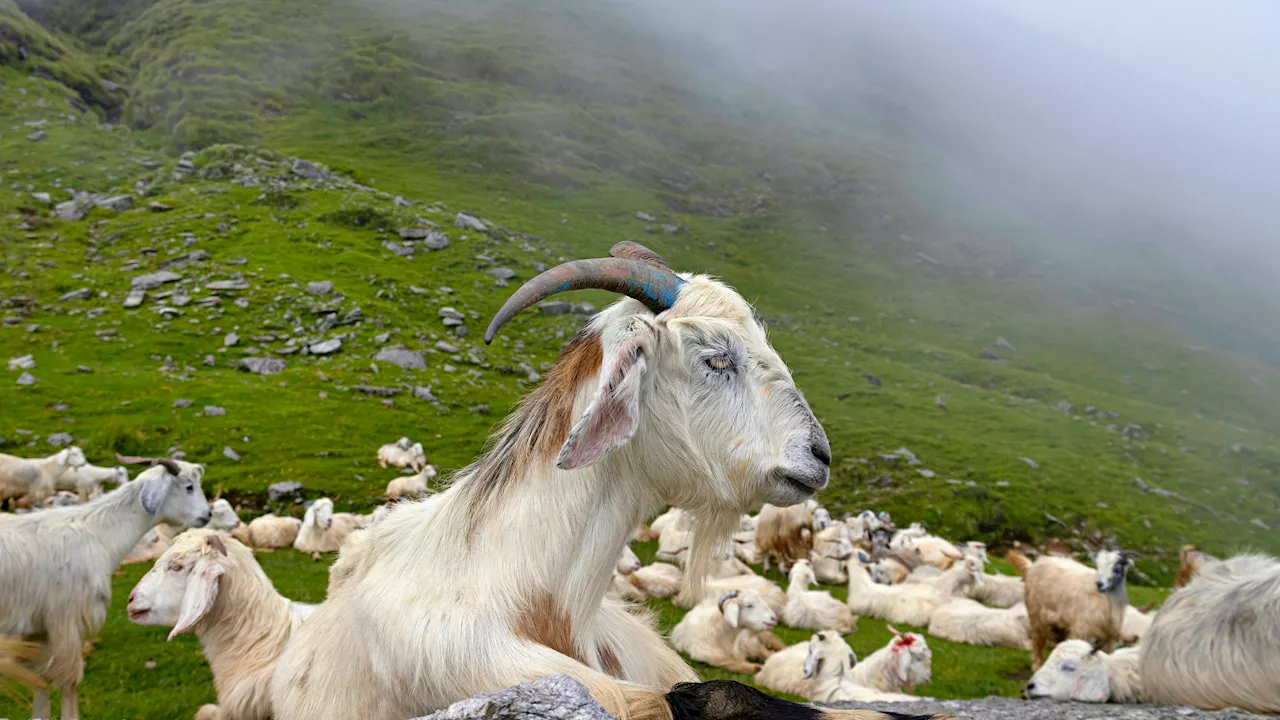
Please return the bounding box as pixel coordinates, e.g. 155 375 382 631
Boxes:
803 645 821 678
140 473 174 517
557 327 651 470
722 599 741 628
892 642 912 684
169 556 224 640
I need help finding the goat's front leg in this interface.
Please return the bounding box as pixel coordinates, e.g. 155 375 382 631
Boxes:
60 682 78 720
759 631 787 652
33 687 51 720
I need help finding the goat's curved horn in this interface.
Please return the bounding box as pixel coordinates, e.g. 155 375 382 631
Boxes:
116 453 182 477
609 240 672 270
484 244 684 344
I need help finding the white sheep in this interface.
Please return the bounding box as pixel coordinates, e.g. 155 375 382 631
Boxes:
927 599 1031 650
804 630 924 703
1026 639 1142 703
906 535 963 570
783 559 857 632
1140 553 1280 713
846 553 981 627
128 530 316 720
386 465 437 499
122 523 176 565
673 573 788 617
654 526 692 564
648 507 687 539
292 498 362 557
1019 549 1136 669
245 514 302 550
1121 604 1155 644
812 523 856 584
607 546 648 602
0 457 209 720
967 570 1024 608
888 523 926 549
852 625 933 695
0 447 87 507
754 640 819 697
731 514 763 565
269 245 942 720
669 590 784 674
376 438 427 471
55 463 127 501
629 562 683 599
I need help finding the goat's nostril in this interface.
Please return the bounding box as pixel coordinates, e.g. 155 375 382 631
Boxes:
810 442 831 466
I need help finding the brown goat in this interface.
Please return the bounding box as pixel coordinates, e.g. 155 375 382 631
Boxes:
755 503 815 572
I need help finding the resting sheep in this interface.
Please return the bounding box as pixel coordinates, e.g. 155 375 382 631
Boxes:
967 570 1024 608
927 600 1031 650
1140 553 1280 713
852 626 933 695
670 590 784 674
208 499 254 546
756 502 814 572
377 438 427 471
1121 603 1155 644
55 463 127 501
1020 549 1136 669
386 465 437 499
0 457 209 720
805 630 923 703
293 498 362 557
846 553 981 627
630 562 683 599
128 530 316 720
246 514 302 550
783 559 857 632
608 546 648 602
673 574 787 617
270 244 932 720
1025 639 1141 703
812 524 856 584
0 447 87 508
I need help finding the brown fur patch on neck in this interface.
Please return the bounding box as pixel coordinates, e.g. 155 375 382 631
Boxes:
458 329 602 512
514 592 578 661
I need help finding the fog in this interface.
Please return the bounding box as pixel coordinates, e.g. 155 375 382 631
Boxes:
606 0 1280 284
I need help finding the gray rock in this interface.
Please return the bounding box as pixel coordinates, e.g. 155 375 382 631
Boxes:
222 446 241 461
435 340 459 353
132 271 182 290
267 481 304 502
488 267 517 281
203 405 226 417
374 332 390 345
16 372 36 386
306 280 334 296
413 386 438 402
238 358 286 375
53 200 85 221
76 365 92 373
1251 518 1271 531
374 347 426 370
661 223 680 233
8 355 35 370
58 288 92 301
149 201 174 212
157 250 210 270
454 212 488 232
398 227 431 240
1134 477 1151 492
635 211 656 222
438 307 465 324
47 432 74 447
382 240 414 257
864 373 881 388
172 294 191 307
291 159 324 180
224 332 239 347
1018 457 1040 469
979 348 1005 362
27 130 45 142
310 338 342 355
826 696 1262 720
394 195 413 207
354 385 402 397
1121 424 1148 441
203 355 216 366
173 398 192 408
31 192 51 205
423 231 450 250
996 336 1016 352
97 195 133 212
410 675 611 720
538 301 574 315
123 290 146 308
205 280 250 291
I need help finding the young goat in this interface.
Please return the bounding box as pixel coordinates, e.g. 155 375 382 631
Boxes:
0 447 87 507
1025 639 1141 704
270 244 936 720
128 530 316 720
292 498 362 557
670 590 784 674
1024 549 1136 669
0 458 209 720
783 559 857 632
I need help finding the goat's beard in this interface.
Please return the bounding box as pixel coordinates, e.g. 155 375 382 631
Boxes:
682 504 743 602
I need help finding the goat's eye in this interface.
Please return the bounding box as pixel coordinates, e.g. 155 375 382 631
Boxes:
704 354 733 372
167 561 184 573
1059 661 1077 673
184 483 194 494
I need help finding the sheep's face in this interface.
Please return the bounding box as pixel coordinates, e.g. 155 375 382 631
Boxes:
886 630 932 688
790 558 817 587
111 466 129 484
305 498 335 530
128 531 230 639
140 466 212 529
208 499 241 531
397 437 412 450
1025 640 1109 702
963 556 985 587
58 446 87 468
803 631 858 679
616 545 642 575
1094 549 1136 592
719 589 776 631
566 278 830 510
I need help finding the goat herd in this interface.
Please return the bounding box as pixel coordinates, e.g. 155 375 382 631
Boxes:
1 243 1277 720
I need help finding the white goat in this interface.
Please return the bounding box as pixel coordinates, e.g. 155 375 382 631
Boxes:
1021 549 1135 669
377 438 426 471
122 523 176 565
0 447 87 507
245 514 302 550
608 546 648 602
805 630 923 703
674 574 788 617
967 571 1024 608
783 559 857 632
292 498 362 557
1140 553 1280 713
669 590 784 674
55 463 127 501
852 626 933 695
386 465 437 499
846 553 981 627
128 530 316 720
927 600 1031 650
1026 639 1142 704
269 244 937 720
0 457 209 720
630 562 683 599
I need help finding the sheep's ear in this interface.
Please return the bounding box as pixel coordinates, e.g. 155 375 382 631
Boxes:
54 448 70 465
803 645 821 678
168 556 225 640
140 473 174 517
892 642 912 683
303 504 318 527
722 599 741 628
557 326 651 470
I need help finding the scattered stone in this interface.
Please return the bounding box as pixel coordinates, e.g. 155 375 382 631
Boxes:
830 695 1264 720
413 386 438 402
267 481 304 502
917 469 935 478
635 211 656 222
46 432 74 447
1044 512 1068 528
538 301 574 315
203 405 226 417
979 349 1004 362
1134 477 1151 492
394 195 412 207
916 252 939 265
435 340 459 354
123 290 146 308
8 355 35 370
31 192 51 205
310 338 342 355
205 279 250 291
1121 424 1148 441
203 355 216 366
410 675 611 720
222 446 241 461
470 404 490 415
894 447 922 465
438 307 465 327
487 267 516 282
58 288 92 301
1251 518 1271 531
224 332 239 347
374 332 390 345
53 200 85 221
97 195 133 212
382 240 414 257
422 231 450 250
374 346 426 370
237 358 286 375
661 224 680 233
454 212 487 232
76 365 92 373
15 372 36 386
156 307 182 318
149 201 174 212
290 159 324 180
864 373 881 388
1018 457 1039 469
27 129 45 142
354 385 402 397
442 364 457 373
398 227 430 240
233 298 249 310
995 336 1016 352
131 271 182 291
157 250 210 270
173 399 192 408
934 395 947 409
